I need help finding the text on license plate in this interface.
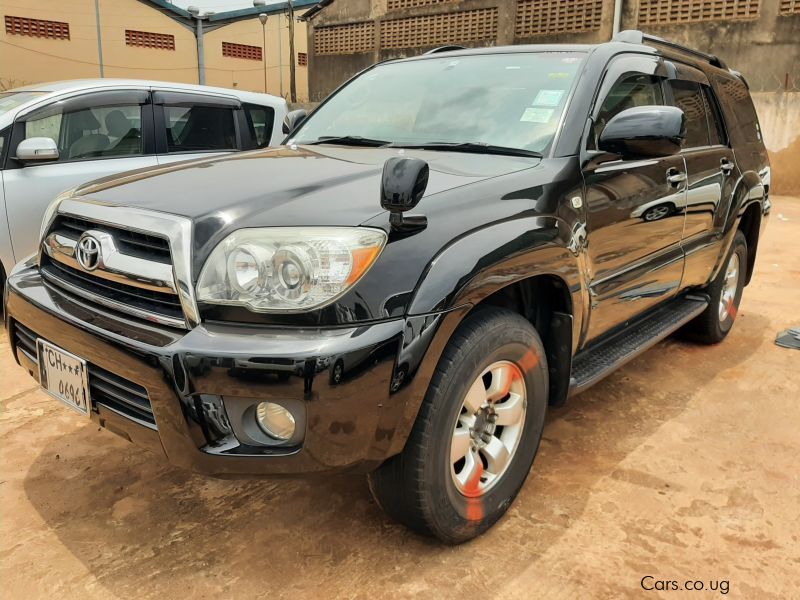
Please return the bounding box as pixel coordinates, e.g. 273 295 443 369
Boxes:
37 339 90 416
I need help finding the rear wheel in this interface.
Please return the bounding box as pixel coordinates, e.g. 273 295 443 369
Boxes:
684 230 747 344
368 307 548 543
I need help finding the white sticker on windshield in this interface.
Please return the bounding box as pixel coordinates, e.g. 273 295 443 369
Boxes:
520 107 554 123
533 89 565 106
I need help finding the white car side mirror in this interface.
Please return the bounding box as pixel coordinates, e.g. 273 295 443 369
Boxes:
16 137 59 163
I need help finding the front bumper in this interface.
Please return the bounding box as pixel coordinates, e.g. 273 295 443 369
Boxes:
5 264 426 477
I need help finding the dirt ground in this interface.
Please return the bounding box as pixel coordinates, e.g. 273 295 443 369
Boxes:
1 197 798 600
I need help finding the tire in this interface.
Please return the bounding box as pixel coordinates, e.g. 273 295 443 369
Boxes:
368 306 548 544
683 230 748 344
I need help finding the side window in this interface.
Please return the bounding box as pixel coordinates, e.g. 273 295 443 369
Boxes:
668 80 710 149
163 105 237 153
243 103 275 148
0 126 10 165
24 105 143 161
716 76 762 143
702 86 726 146
591 73 664 149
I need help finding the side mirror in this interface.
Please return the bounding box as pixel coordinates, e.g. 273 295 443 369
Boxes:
380 156 429 231
16 137 59 163
282 109 307 135
599 106 686 158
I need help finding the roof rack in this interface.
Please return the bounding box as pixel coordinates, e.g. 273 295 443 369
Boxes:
613 29 727 70
424 45 466 55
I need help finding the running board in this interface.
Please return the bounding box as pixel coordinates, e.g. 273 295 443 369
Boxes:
569 294 709 396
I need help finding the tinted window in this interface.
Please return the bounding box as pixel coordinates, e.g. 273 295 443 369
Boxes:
0 126 9 164
702 86 726 145
669 80 710 148
244 103 274 148
24 104 143 161
592 73 664 148
715 76 761 143
164 105 237 152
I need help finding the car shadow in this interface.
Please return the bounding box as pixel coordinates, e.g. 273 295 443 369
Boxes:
21 313 766 598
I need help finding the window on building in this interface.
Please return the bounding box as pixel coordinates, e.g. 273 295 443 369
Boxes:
125 30 175 51
639 0 760 25
244 103 275 148
163 105 237 152
222 41 262 61
5 15 69 40
297 52 308 66
668 80 710 148
24 105 143 161
780 0 800 15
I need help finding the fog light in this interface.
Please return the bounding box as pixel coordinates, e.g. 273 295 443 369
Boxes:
255 402 296 441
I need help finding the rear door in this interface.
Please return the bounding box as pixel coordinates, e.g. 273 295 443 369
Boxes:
581 54 687 342
2 89 157 263
152 91 244 165
665 63 738 288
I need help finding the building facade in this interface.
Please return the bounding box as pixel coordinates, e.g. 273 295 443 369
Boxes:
304 0 800 192
0 0 316 101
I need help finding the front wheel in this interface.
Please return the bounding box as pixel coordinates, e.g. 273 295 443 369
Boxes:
368 307 548 543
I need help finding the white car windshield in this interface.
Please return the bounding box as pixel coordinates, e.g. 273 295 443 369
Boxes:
292 52 586 154
0 91 47 117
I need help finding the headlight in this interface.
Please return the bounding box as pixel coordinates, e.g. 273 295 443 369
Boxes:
196 227 387 312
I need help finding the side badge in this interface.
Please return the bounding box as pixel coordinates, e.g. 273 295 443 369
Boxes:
570 195 583 209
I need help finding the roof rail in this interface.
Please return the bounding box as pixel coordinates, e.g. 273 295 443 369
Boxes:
424 45 466 55
613 29 727 70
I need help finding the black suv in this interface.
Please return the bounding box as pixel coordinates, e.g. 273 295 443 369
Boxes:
4 31 769 543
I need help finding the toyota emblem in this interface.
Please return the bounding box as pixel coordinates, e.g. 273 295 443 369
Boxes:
76 235 101 271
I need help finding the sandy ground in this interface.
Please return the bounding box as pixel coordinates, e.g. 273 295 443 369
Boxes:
1 197 798 600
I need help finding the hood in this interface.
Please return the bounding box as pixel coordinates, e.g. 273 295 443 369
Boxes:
74 145 539 256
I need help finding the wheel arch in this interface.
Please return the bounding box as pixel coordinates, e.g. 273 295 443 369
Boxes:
379 218 585 459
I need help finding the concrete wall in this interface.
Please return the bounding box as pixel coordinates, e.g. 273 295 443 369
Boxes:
0 0 310 100
753 92 800 195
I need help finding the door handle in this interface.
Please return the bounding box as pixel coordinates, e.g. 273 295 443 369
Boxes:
720 159 735 174
666 168 687 185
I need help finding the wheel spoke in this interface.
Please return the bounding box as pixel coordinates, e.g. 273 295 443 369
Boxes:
486 364 513 402
455 451 481 489
451 427 471 463
463 377 486 413
481 436 510 475
493 392 524 426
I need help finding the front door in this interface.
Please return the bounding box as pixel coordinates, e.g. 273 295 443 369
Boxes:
3 90 157 263
581 54 687 343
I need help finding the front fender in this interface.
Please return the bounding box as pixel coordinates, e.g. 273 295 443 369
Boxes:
366 217 585 460
407 215 585 328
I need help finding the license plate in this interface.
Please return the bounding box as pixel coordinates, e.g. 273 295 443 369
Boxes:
37 339 90 416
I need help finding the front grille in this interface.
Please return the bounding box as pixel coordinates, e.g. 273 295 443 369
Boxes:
41 255 184 321
12 322 156 429
52 215 171 264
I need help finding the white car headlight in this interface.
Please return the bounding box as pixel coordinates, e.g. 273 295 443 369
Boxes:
196 227 387 312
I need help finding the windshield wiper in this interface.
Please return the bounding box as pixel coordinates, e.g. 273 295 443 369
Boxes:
388 142 543 158
302 135 390 147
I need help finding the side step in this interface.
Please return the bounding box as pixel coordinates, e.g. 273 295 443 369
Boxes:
569 294 709 396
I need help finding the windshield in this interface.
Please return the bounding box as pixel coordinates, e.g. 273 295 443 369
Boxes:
292 52 586 154
0 91 47 117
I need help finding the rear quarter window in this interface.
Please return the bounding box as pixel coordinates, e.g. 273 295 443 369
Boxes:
713 74 762 144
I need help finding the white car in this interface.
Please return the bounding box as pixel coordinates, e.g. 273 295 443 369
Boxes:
0 79 287 285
